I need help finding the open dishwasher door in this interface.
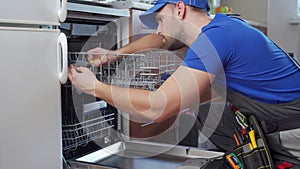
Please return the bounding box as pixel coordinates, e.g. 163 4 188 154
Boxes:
69 140 224 169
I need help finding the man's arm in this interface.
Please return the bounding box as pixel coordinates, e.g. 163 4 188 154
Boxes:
69 65 214 123
88 33 167 56
87 33 168 66
115 33 168 54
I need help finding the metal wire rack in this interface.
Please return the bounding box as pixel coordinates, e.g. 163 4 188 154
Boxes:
62 100 117 152
62 51 183 152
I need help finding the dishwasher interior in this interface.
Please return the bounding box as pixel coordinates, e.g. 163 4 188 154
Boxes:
61 50 224 169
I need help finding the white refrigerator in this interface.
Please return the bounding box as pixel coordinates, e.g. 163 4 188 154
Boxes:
0 0 68 169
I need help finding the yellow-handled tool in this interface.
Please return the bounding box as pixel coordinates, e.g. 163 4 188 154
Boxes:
249 130 258 149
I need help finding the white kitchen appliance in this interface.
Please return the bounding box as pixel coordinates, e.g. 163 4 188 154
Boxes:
0 0 68 169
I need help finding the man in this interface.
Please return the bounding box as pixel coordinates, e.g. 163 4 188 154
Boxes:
68 0 300 167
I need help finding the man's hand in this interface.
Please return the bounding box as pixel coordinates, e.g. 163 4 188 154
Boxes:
87 47 117 67
68 65 99 96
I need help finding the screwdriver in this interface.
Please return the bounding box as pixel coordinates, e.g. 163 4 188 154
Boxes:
249 129 258 149
234 128 243 145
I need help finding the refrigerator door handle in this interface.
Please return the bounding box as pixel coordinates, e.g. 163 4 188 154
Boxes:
58 0 67 22
58 33 68 84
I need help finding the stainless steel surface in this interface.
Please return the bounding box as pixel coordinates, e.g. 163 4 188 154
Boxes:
70 141 224 169
110 1 154 10
0 0 61 25
67 2 130 17
70 0 115 5
0 1 66 169
0 27 62 169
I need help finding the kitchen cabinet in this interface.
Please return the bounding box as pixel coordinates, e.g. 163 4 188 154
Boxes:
128 6 180 144
109 1 181 144
130 7 156 42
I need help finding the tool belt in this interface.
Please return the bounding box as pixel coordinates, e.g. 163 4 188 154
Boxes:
225 111 276 169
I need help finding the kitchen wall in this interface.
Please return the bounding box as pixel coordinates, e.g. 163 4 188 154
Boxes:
268 0 300 61
221 0 268 25
222 0 300 61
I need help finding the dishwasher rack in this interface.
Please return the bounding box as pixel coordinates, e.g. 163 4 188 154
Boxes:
62 51 183 153
62 100 117 152
70 51 183 89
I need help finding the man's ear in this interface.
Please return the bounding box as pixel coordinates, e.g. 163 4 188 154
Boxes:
175 1 186 19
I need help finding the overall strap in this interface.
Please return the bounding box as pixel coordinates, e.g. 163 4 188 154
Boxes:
274 42 300 70
286 52 300 70
259 115 300 134
261 44 300 133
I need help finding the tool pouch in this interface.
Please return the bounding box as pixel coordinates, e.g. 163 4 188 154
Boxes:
226 115 275 169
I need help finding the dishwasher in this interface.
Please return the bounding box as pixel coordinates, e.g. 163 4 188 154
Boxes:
61 51 225 169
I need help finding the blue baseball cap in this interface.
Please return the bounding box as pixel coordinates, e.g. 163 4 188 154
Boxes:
139 0 209 29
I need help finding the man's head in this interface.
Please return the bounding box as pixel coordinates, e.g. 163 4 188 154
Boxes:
139 0 210 29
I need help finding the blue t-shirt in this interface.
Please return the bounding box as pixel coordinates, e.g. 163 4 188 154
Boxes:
183 14 300 104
